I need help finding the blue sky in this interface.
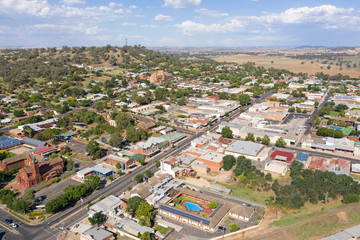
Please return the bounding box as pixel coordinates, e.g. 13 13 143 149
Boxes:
0 0 360 47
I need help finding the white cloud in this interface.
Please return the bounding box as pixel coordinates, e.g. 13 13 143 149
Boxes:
195 8 228 17
0 0 52 17
141 24 159 28
178 5 360 35
164 0 201 8
34 23 99 35
0 1 132 20
61 0 85 5
121 22 136 26
129 5 136 9
176 19 244 35
154 14 173 21
109 2 123 8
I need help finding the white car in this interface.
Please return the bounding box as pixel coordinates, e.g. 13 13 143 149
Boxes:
10 223 18 228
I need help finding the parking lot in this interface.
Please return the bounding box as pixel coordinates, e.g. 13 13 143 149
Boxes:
68 140 88 155
34 177 81 205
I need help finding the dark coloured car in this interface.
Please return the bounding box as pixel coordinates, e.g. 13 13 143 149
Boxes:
5 219 13 224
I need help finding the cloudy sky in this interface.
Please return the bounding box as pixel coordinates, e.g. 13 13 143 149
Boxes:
0 0 359 47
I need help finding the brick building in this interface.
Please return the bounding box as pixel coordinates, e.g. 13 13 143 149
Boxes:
16 153 64 188
102 154 134 170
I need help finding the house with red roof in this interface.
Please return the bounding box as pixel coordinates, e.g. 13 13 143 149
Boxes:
270 150 295 165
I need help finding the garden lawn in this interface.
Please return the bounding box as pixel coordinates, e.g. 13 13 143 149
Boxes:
217 182 274 205
155 224 170 235
329 111 340 117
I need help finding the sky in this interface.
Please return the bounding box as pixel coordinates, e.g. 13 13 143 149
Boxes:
0 0 360 47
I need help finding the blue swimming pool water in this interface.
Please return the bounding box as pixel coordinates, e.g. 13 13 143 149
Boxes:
184 202 202 211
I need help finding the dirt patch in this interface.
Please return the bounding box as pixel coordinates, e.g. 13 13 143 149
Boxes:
336 211 349 224
181 177 211 188
9 146 30 155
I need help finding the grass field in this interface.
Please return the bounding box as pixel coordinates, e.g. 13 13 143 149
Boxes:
329 111 340 117
104 68 125 76
271 201 343 227
155 224 170 235
213 53 360 78
217 182 274 205
287 205 360 240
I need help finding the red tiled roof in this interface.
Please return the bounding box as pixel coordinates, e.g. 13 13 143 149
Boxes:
270 150 294 164
32 146 54 155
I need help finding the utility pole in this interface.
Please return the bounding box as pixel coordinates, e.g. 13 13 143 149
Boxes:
125 38 127 47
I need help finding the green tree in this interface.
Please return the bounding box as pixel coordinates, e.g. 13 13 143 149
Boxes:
115 113 134 129
109 133 123 148
117 170 122 175
275 137 286 147
229 224 240 232
13 109 24 117
84 175 101 191
146 170 152 178
208 202 218 209
126 196 143 214
109 175 113 181
140 231 152 240
116 163 121 169
262 135 270 145
177 98 186 106
245 132 255 142
88 212 106 225
265 173 273 182
135 174 144 183
238 94 251 106
22 189 35 207
221 126 233 138
22 125 34 137
86 140 102 158
155 161 161 168
138 157 145 165
342 193 360 204
222 155 236 171
135 201 154 227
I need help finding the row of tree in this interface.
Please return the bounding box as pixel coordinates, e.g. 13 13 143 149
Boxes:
45 175 101 213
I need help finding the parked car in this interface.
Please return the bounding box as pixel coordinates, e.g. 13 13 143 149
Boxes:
128 171 132 174
5 219 13 224
10 223 18 228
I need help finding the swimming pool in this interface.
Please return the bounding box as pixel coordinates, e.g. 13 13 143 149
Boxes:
184 202 203 211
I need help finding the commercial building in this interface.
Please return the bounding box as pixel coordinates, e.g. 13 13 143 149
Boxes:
225 140 271 161
158 188 255 232
88 195 123 218
270 150 295 165
307 157 351 176
130 137 168 156
0 136 23 150
81 227 114 240
102 154 134 170
77 165 113 179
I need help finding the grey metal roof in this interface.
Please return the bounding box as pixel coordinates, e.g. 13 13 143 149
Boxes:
159 205 210 225
0 136 23 150
22 137 46 147
83 227 113 240
226 140 263 156
210 185 231 194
